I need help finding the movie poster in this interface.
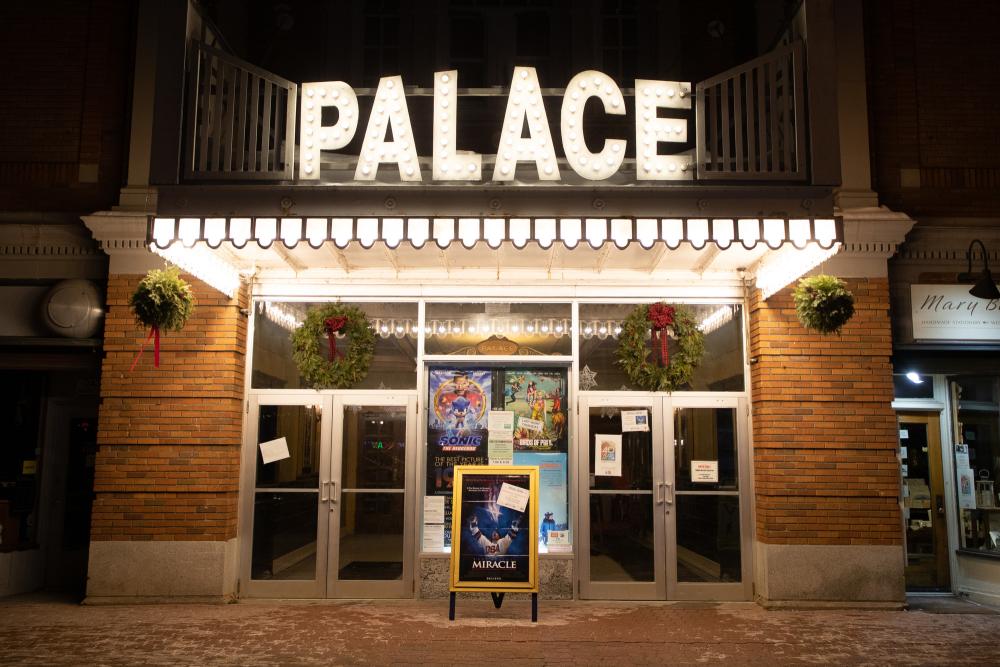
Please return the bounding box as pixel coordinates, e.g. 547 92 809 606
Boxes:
513 451 568 548
450 466 539 591
427 369 491 546
501 369 568 452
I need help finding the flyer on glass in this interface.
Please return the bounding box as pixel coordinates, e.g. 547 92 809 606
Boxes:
501 369 568 452
595 434 622 477
449 465 539 592
427 369 491 546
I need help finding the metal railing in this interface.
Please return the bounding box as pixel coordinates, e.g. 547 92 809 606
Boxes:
695 41 807 181
183 42 297 181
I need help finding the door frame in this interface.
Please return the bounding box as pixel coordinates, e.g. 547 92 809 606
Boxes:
576 392 753 601
326 393 417 599
896 410 951 591
240 393 332 598
239 390 418 599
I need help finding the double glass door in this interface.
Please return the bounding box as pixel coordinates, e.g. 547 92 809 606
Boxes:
578 394 751 600
241 394 416 598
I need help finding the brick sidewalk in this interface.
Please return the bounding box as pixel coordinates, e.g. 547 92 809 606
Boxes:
0 596 998 666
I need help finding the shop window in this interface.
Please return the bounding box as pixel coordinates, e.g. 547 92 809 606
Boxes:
893 373 934 400
578 303 745 391
251 301 418 390
423 366 570 553
424 302 572 356
952 376 1000 554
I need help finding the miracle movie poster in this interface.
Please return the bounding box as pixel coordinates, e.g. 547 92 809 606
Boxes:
454 471 533 586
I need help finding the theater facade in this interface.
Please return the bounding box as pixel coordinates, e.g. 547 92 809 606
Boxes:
81 0 915 605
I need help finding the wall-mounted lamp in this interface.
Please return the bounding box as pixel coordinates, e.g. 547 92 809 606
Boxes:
959 239 1000 300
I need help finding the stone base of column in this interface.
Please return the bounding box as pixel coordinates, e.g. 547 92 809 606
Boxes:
84 538 239 603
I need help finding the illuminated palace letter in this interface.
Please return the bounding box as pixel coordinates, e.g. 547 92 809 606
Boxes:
433 70 481 181
299 81 358 180
635 79 692 180
492 67 560 181
356 75 422 181
561 70 626 180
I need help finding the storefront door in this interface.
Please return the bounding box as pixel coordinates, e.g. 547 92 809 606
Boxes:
898 411 950 591
577 394 751 601
241 393 416 598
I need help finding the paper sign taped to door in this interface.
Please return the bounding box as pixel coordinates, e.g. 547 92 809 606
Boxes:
691 460 719 483
259 437 291 464
621 410 649 432
595 434 622 477
496 482 530 512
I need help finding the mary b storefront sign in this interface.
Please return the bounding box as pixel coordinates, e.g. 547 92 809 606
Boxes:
911 285 1000 341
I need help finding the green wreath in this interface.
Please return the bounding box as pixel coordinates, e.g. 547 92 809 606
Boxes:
616 303 705 392
291 304 376 389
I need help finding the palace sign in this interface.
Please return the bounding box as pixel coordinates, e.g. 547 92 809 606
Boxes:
298 67 691 183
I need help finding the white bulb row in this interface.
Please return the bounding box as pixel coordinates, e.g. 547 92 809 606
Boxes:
254 306 737 340
299 66 692 182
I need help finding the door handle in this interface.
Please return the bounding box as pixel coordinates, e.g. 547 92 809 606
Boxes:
936 494 945 517
320 481 329 503
655 482 664 505
329 480 338 507
664 482 674 506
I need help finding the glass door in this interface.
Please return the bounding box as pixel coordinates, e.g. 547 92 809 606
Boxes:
669 397 750 600
242 395 331 598
578 394 751 601
578 395 667 599
327 395 416 598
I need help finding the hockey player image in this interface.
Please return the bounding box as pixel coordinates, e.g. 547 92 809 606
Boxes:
468 513 519 555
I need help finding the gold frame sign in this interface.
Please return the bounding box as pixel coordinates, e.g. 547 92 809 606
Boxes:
448 465 539 620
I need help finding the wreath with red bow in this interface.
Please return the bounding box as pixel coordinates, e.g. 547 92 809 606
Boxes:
616 302 705 392
291 304 376 389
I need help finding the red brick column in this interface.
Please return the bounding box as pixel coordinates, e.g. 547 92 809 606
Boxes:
86 273 248 600
749 277 903 605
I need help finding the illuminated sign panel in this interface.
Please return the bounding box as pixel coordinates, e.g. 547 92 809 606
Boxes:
299 67 691 183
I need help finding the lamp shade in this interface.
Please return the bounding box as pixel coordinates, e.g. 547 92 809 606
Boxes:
969 270 1000 300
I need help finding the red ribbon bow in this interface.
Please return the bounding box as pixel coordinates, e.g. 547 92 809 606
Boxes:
128 325 161 372
324 316 348 360
647 304 675 367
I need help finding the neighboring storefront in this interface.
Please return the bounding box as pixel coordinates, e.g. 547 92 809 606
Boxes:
890 225 1000 606
79 0 917 606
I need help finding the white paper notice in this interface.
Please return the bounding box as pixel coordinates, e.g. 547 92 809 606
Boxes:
423 496 445 524
621 409 649 432
900 446 908 458
519 417 544 432
496 482 530 512
692 460 719 483
259 437 291 464
489 410 515 434
595 434 622 477
422 524 445 551
955 444 970 470
899 429 909 439
488 437 514 465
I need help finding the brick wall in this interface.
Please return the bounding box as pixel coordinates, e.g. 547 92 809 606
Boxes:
864 0 1000 216
90 274 248 542
750 277 901 546
0 0 134 211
